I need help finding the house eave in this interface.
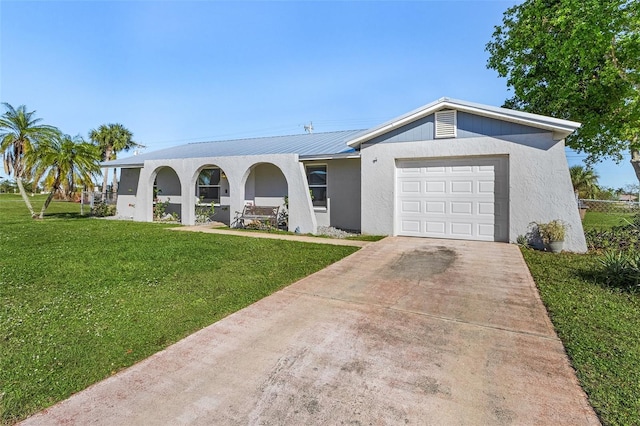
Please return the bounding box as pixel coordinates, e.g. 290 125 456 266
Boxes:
300 152 361 161
101 161 144 168
346 97 581 147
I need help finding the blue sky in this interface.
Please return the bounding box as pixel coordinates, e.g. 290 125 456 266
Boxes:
0 0 635 190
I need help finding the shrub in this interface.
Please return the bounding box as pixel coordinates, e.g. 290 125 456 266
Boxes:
599 250 640 291
516 234 529 247
91 202 116 217
153 198 178 221
195 203 215 224
534 220 567 243
585 214 640 252
244 219 275 231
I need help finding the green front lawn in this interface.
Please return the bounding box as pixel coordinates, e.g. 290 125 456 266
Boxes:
0 195 359 423
523 210 640 426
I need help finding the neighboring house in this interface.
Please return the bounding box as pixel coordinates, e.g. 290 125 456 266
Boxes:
619 194 638 202
103 97 587 252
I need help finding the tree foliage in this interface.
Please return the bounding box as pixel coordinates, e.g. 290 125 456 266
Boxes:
569 165 600 199
89 123 141 196
486 0 640 179
26 131 101 217
0 103 58 216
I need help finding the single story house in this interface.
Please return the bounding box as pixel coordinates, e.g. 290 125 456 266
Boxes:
619 194 638 202
103 97 588 252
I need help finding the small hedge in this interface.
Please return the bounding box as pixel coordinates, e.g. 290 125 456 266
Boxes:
598 250 640 292
585 215 640 252
90 202 116 217
585 213 640 291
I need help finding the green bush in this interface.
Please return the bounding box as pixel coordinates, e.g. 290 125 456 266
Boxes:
599 250 640 291
585 214 640 252
534 220 567 243
195 203 215 224
90 202 116 217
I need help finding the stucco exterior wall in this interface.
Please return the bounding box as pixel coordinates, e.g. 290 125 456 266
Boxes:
155 167 182 218
251 163 287 207
360 133 587 252
302 159 361 231
329 159 361 231
125 154 317 233
253 163 287 197
115 168 140 219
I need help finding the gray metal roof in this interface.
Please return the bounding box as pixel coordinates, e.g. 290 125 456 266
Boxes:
104 130 363 168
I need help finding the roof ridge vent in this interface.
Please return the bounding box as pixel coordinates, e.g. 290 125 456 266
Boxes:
435 109 457 138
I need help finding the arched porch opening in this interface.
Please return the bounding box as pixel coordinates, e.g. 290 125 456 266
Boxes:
192 165 231 225
152 166 182 221
240 162 288 228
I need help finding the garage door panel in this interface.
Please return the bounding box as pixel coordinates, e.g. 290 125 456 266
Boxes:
398 167 421 175
424 166 445 173
425 181 446 193
396 157 508 242
450 222 473 236
400 220 421 233
426 201 446 213
451 202 473 214
478 202 494 215
478 180 494 193
451 181 473 194
478 223 495 238
401 181 421 193
451 165 473 173
400 200 422 213
425 221 446 234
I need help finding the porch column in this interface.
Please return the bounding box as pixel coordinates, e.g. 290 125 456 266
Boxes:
180 177 196 225
285 161 317 234
135 163 154 223
223 160 248 228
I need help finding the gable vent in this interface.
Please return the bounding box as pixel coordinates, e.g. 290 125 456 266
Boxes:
435 110 457 138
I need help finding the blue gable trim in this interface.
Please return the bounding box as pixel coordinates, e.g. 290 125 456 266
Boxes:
364 111 544 145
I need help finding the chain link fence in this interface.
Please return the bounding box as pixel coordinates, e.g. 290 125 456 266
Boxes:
579 199 640 214
81 191 117 206
80 191 117 216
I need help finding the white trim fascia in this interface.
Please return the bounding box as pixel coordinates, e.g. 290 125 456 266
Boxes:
299 153 361 161
346 98 581 147
101 162 143 168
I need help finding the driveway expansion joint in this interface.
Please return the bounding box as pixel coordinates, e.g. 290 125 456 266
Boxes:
284 288 561 342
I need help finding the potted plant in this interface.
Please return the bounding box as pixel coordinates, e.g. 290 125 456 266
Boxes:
535 220 567 253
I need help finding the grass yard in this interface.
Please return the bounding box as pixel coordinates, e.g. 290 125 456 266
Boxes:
523 211 640 426
0 195 359 424
582 211 634 231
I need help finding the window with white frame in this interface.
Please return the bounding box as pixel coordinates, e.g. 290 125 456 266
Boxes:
306 164 327 208
196 168 221 203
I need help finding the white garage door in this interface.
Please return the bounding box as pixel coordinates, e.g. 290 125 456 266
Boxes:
396 157 508 241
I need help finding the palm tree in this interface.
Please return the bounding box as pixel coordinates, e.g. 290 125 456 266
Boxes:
569 165 600 199
26 131 101 218
89 123 141 198
0 103 57 217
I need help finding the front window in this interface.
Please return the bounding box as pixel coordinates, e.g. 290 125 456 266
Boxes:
306 165 327 208
197 168 221 203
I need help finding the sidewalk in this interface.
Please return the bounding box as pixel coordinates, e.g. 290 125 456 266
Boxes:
169 225 371 247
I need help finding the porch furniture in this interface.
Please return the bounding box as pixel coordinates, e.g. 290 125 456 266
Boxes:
237 205 280 228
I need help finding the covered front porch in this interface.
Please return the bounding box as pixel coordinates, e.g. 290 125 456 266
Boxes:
113 154 318 234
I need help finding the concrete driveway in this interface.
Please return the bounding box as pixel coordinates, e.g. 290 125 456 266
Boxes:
21 237 599 425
